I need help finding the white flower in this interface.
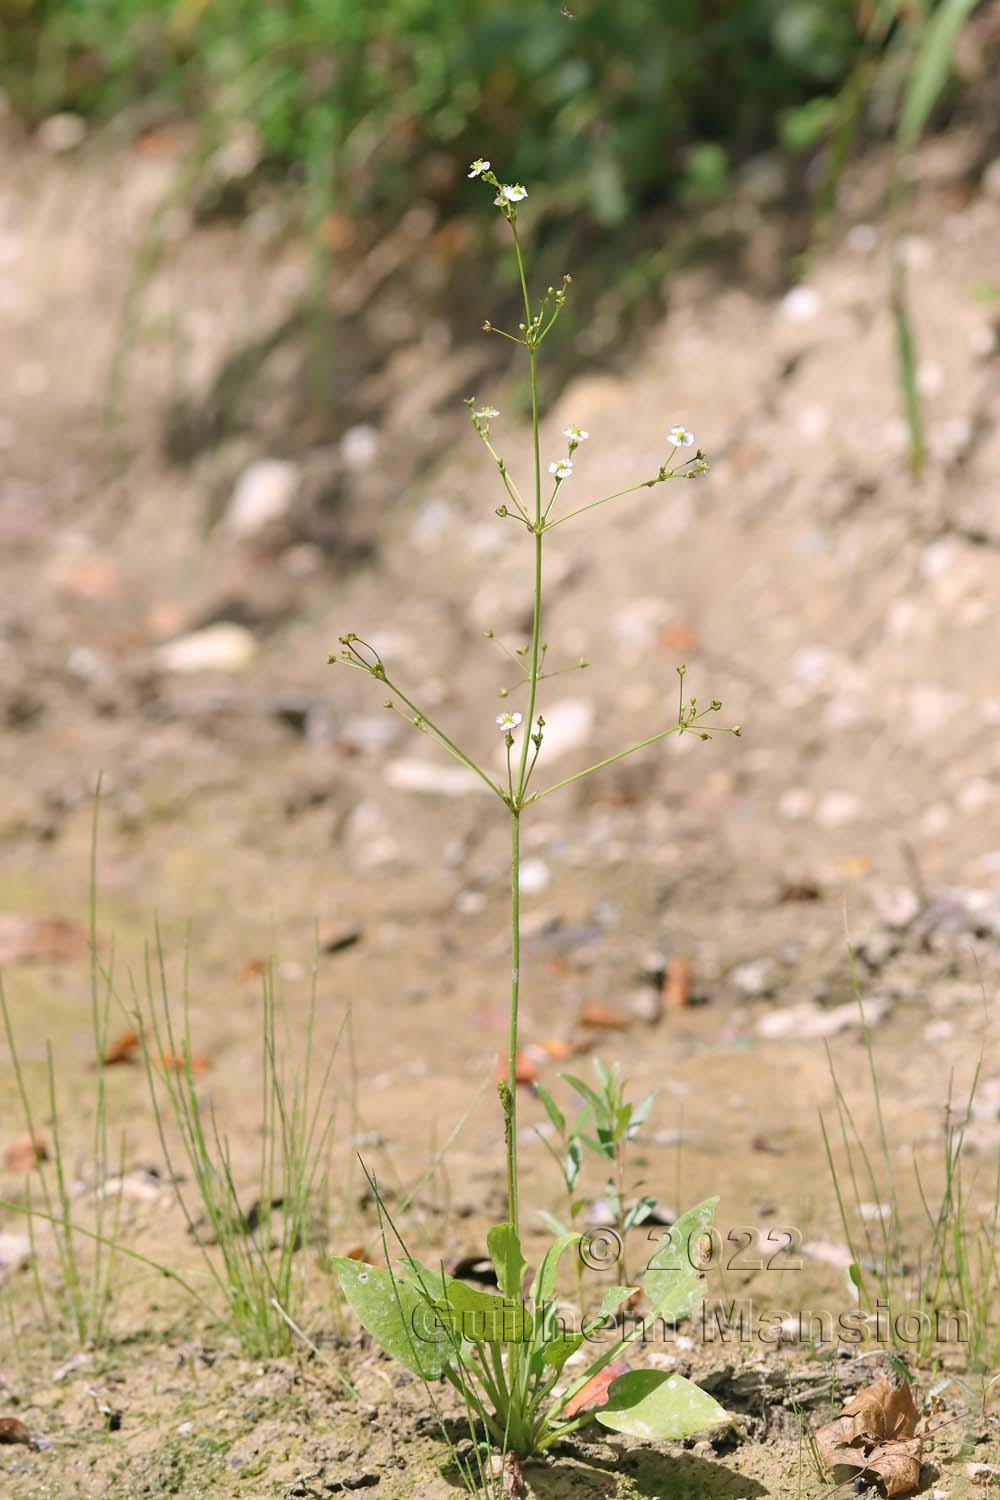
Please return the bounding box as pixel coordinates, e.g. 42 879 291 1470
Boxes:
495 183 528 205
548 459 573 480
496 711 523 732
467 159 491 179
474 406 500 420
667 425 695 448
562 426 589 442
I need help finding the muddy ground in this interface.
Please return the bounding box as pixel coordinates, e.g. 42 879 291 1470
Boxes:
1 119 1000 1497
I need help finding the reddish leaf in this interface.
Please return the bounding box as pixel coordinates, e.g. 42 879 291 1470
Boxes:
537 1036 592 1062
3 1133 48 1172
345 1246 367 1261
103 1031 140 1066
159 1053 211 1075
562 1359 630 1419
660 625 698 653
663 957 692 1010
578 1001 630 1032
496 1052 538 1086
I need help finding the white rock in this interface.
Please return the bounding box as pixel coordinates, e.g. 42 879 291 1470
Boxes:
518 858 550 895
385 759 486 796
872 885 920 929
533 698 595 762
730 958 777 998
0 1230 32 1278
37 113 86 153
779 285 821 322
756 997 889 1041
341 424 379 469
778 787 813 821
815 791 861 828
224 459 299 535
846 223 878 253
155 622 257 673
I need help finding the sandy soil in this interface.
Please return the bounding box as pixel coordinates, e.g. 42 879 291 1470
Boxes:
1 123 999 1497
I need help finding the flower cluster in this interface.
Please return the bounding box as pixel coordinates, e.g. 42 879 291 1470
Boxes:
468 158 527 220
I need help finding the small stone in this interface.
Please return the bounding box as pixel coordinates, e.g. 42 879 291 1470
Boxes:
155 622 257 674
518 858 550 895
224 459 299 536
532 698 594 762
779 285 821 322
385 759 485 797
729 958 777 998
846 223 878 253
756 998 889 1041
341 424 378 469
455 890 486 916
872 885 920 929
0 1231 32 1278
778 787 813 821
815 791 861 828
923 1019 954 1044
37 113 86 153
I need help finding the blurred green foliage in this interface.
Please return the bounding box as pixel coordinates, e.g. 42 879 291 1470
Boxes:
0 0 909 226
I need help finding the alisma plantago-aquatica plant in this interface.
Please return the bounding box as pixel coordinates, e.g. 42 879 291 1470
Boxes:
328 160 741 1464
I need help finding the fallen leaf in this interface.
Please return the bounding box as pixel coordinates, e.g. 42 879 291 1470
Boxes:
0 913 90 965
345 1246 367 1261
816 1375 923 1497
497 1052 538 1086
562 1359 630 1419
3 1133 48 1171
537 1037 592 1061
660 624 698 653
663 956 691 1010
239 957 267 980
321 213 357 252
103 1031 140 1066
159 1053 211 1075
578 1001 631 1032
0 1417 33 1447
841 1375 918 1443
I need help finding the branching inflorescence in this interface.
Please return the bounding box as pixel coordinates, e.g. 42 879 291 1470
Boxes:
329 158 741 1475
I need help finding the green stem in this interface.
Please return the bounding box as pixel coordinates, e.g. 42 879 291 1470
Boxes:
380 674 505 801
544 478 657 531
527 722 686 803
507 810 521 1236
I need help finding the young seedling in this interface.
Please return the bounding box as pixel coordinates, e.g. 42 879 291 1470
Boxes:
329 158 741 1468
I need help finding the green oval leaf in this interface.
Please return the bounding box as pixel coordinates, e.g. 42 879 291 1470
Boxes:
595 1369 728 1440
642 1196 718 1323
331 1257 450 1378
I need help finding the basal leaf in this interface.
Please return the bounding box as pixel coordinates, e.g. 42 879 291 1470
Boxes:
529 1230 580 1306
642 1196 718 1323
331 1257 450 1378
595 1369 728 1440
535 1084 565 1138
487 1222 526 1299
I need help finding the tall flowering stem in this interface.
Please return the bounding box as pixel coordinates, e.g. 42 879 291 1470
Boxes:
331 160 739 1257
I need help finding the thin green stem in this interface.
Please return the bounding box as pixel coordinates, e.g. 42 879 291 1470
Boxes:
380 674 505 802
544 478 657 532
526 722 686 803
507 810 521 1236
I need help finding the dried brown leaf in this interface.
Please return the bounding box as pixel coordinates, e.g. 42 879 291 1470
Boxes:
0 1417 33 1447
578 1001 631 1032
102 1031 140 1066
663 956 692 1010
842 1375 919 1443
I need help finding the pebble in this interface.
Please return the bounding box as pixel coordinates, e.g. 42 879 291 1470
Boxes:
756 997 889 1041
778 787 813 821
518 858 550 894
37 112 86 153
0 1230 32 1278
340 424 379 469
384 758 486 797
533 697 594 762
224 459 299 535
779 285 821 322
729 958 777 998
815 791 862 828
872 885 920 929
155 622 257 674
